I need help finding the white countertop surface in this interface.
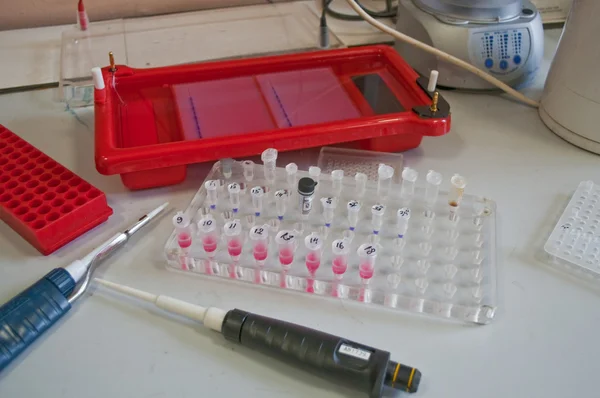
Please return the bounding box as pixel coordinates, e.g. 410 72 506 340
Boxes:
2 26 600 398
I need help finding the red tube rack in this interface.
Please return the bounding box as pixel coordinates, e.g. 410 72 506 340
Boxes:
0 125 113 255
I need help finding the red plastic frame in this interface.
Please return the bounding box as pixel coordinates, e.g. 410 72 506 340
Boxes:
95 45 450 190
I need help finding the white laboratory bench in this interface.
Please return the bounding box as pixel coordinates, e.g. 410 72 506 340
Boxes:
2 27 599 398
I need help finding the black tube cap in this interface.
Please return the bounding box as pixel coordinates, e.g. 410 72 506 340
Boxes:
298 177 317 195
384 361 422 393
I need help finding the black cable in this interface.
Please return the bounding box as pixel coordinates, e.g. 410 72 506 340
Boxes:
324 0 398 21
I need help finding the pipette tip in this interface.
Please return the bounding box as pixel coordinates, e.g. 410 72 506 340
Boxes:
148 202 170 219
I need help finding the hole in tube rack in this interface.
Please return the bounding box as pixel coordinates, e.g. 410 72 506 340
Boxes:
25 180 38 189
0 158 7 166
65 191 77 200
31 168 43 176
55 185 68 194
8 152 19 160
74 197 86 206
18 174 30 183
86 189 101 199
51 198 64 207
0 193 12 202
6 180 17 189
68 177 82 187
28 151 40 159
32 220 46 230
29 199 42 208
45 160 57 170
14 206 27 216
47 179 59 188
42 192 56 201
77 183 91 193
60 204 74 214
6 136 17 144
13 140 25 148
13 186 25 195
0 130 10 138
23 213 36 222
21 146 33 154
52 166 65 175
4 163 16 172
0 175 9 184
34 186 47 195
46 212 60 222
38 205 51 215
22 193 33 202
59 172 72 181
10 168 23 177
6 200 19 209
39 173 51 182
2 146 14 155
35 156 49 165
0 141 5 149
16 157 27 165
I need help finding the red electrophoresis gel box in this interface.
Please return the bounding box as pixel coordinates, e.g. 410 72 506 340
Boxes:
94 45 451 190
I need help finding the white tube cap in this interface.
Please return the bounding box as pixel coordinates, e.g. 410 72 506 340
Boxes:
91 67 105 90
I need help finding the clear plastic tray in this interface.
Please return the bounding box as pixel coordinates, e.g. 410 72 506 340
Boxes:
317 147 405 183
164 160 498 324
544 181 600 281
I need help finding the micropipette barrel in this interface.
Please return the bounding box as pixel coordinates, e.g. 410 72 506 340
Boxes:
286 163 298 189
198 215 218 258
371 204 386 235
276 230 297 270
274 189 288 220
172 211 192 253
355 173 367 198
205 180 219 210
321 197 337 228
396 207 411 238
228 182 241 213
304 232 323 275
249 224 269 266
377 164 394 200
424 170 442 212
400 167 418 202
347 200 361 231
357 243 378 283
224 219 243 262
331 170 344 197
261 148 278 184
331 238 350 279
250 186 265 217
448 174 467 222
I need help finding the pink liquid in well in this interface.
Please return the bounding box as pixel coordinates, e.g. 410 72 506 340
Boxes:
332 256 347 275
359 263 374 279
305 252 321 274
178 233 192 249
279 247 294 266
306 278 315 293
253 242 268 261
228 239 242 257
202 235 218 253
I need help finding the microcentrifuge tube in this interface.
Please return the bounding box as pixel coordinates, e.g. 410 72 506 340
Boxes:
250 186 265 217
197 215 218 258
331 170 344 197
274 189 288 220
205 180 219 210
221 158 234 179
424 170 442 218
331 238 350 279
298 177 317 219
304 232 323 275
377 164 394 200
224 219 243 262
228 182 241 213
261 148 278 184
249 224 269 266
172 211 192 254
276 230 297 270
242 160 255 182
321 197 337 228
396 207 411 238
357 243 378 284
355 173 367 198
347 200 361 231
448 174 467 222
309 166 321 191
400 167 418 202
286 163 298 189
371 204 386 235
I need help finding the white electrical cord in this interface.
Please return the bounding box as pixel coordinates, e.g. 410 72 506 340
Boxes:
344 0 540 108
